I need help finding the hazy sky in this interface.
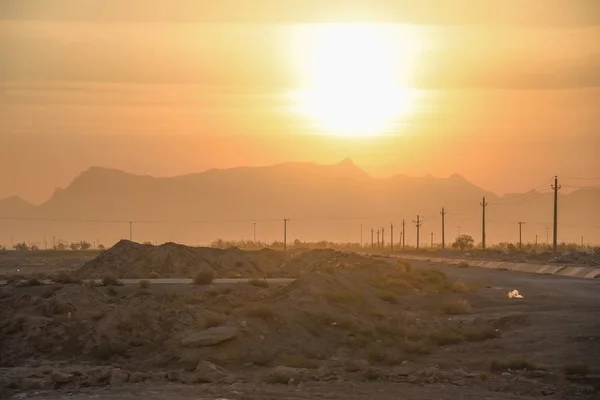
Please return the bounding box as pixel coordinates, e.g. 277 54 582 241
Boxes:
1 0 599 203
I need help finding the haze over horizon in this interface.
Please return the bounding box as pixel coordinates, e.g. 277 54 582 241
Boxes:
1 0 599 243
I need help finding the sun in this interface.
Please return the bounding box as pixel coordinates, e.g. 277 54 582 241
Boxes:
291 24 419 137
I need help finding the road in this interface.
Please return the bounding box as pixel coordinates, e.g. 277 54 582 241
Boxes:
0 278 296 286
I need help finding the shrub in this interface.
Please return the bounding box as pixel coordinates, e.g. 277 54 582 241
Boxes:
324 291 365 306
102 274 120 286
24 278 43 286
463 324 499 341
395 261 412 272
363 368 382 381
248 279 269 289
456 262 470 268
245 304 275 319
53 271 82 284
138 279 151 289
564 363 589 376
441 299 473 315
429 329 463 346
401 339 432 355
450 281 470 293
203 312 225 328
377 291 398 304
490 359 540 372
92 340 127 360
280 355 320 369
194 270 214 285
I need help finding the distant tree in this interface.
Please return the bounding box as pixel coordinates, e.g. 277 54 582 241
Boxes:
452 235 474 250
293 239 302 247
142 241 153 246
506 243 517 252
97 244 105 250
79 241 91 250
13 242 29 251
55 243 67 250
30 244 40 251
69 242 80 251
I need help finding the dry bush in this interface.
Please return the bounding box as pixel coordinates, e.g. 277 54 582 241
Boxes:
564 363 589 376
363 367 383 381
401 339 433 355
149 271 161 279
102 274 120 286
441 299 473 315
226 271 241 278
377 291 398 304
194 270 214 285
92 340 128 360
248 279 269 289
279 355 320 369
429 329 463 346
456 262 470 268
245 304 275 319
106 286 118 296
52 271 82 284
324 291 365 306
395 261 412 272
490 359 541 372
41 285 62 298
463 324 499 341
138 279 151 289
202 312 225 329
23 277 43 287
450 281 471 293
244 351 272 366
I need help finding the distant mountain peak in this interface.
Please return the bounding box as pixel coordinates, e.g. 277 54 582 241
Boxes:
337 158 356 166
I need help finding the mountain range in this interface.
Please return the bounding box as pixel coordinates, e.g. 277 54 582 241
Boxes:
1 159 598 247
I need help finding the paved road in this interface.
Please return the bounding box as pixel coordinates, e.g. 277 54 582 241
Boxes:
0 278 296 286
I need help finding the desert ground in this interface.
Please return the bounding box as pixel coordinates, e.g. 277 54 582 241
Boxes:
1 242 599 399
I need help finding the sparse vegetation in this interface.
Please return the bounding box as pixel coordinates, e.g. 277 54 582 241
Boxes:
249 278 269 288
456 262 470 268
462 323 499 341
450 281 471 293
324 291 365 306
138 279 151 289
429 329 463 346
202 312 225 328
279 355 320 369
245 304 275 319
377 291 398 304
452 235 475 250
102 273 120 286
441 299 473 315
53 271 82 284
363 367 383 381
564 363 589 376
193 270 214 285
22 277 43 286
490 359 541 372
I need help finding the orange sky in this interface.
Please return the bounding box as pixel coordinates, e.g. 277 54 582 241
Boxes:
1 1 599 203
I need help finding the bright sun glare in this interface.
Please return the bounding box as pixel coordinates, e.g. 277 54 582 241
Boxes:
293 24 419 137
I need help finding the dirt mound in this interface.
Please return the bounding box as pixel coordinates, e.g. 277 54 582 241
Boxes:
76 240 287 279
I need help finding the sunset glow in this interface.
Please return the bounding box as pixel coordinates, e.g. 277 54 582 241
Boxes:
292 24 420 136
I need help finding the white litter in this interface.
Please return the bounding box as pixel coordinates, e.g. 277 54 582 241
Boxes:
507 289 524 299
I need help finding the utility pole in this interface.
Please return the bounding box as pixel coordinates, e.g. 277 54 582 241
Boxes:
480 196 487 249
253 222 256 243
430 232 434 248
402 219 406 250
283 219 289 252
371 228 374 248
376 229 380 248
546 227 549 245
412 215 422 249
381 227 385 248
360 224 363 247
440 207 446 249
129 221 133 241
517 221 525 250
551 176 561 254
581 236 584 248
535 234 538 247
390 223 394 252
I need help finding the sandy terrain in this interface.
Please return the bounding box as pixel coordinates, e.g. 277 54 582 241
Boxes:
1 246 598 399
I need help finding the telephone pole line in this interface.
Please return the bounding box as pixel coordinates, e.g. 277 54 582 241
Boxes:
376 229 380 248
440 207 446 249
371 228 374 248
360 224 363 247
402 220 406 250
412 215 422 249
551 176 561 254
129 221 133 241
517 221 525 250
283 219 289 252
480 196 488 249
253 222 256 242
381 227 385 248
430 232 434 249
390 223 394 252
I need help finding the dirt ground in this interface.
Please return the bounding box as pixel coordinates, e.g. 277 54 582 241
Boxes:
1 248 599 399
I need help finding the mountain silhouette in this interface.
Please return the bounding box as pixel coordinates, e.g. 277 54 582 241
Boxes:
0 160 598 247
